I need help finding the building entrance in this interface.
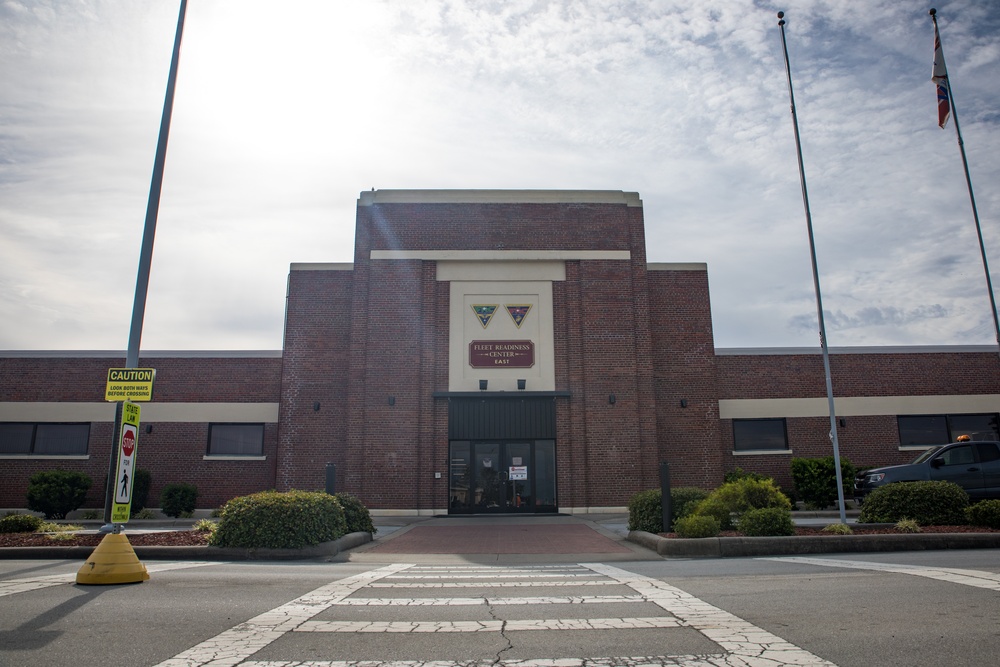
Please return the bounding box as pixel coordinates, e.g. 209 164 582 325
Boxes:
449 440 556 514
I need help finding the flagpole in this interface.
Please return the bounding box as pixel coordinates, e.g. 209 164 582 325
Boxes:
776 12 848 525
930 8 1000 358
101 0 188 531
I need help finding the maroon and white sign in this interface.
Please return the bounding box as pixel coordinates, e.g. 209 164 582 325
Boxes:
469 340 535 368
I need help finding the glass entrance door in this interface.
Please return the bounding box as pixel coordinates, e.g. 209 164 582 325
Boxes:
449 440 556 514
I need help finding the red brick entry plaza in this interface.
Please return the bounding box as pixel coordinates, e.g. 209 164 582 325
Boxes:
368 521 631 555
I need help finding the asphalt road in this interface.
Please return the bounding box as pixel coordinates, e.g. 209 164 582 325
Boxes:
2 549 999 667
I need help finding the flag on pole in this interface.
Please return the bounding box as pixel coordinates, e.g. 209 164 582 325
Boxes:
932 22 951 128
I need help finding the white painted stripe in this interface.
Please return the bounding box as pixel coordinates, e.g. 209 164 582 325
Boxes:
759 556 1000 591
154 564 412 667
368 580 620 588
296 616 685 633
583 563 837 666
386 573 596 580
0 561 218 598
334 595 644 606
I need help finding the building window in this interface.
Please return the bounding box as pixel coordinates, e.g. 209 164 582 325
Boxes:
898 413 1000 446
0 423 90 455
207 423 264 456
732 419 788 452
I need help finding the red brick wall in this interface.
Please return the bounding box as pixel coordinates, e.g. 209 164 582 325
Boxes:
0 354 281 509
647 268 724 491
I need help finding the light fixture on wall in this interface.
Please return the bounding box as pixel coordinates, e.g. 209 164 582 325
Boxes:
313 401 321 412
680 399 688 408
388 396 395 406
839 417 846 428
479 379 488 391
609 394 616 405
517 379 526 391
145 424 153 434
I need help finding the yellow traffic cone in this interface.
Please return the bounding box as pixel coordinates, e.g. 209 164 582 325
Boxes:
76 532 150 585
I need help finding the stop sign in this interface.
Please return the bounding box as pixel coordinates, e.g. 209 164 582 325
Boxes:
122 428 135 457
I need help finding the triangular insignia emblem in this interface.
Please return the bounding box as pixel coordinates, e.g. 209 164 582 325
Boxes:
471 304 498 328
506 304 532 328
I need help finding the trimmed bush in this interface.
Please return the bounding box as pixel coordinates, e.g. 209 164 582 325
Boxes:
674 515 720 538
627 487 711 533
724 467 773 484
0 513 44 533
858 481 969 525
968 499 1000 529
160 482 198 518
334 492 376 534
693 477 792 530
822 523 853 535
791 456 856 510
738 507 795 536
132 468 152 513
209 490 348 549
26 469 92 520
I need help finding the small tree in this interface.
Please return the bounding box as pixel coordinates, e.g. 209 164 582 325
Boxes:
791 456 855 510
160 482 198 517
26 469 92 519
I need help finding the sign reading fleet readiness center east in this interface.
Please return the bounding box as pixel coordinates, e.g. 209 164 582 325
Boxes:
105 368 156 402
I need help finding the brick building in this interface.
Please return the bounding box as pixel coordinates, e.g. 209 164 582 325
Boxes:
2 190 999 514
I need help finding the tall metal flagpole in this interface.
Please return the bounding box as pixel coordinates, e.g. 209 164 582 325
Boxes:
101 0 188 529
930 8 1000 359
776 12 848 524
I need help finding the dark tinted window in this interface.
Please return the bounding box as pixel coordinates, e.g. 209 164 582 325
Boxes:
733 419 788 451
0 423 88 455
948 414 1000 441
976 442 1000 463
898 416 948 446
207 424 264 456
938 445 975 466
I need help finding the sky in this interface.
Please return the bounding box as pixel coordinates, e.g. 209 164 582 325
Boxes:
1 0 999 352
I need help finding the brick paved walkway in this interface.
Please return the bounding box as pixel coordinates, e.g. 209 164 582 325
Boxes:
368 523 631 554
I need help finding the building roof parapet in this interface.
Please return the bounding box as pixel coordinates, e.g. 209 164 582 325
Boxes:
358 189 642 207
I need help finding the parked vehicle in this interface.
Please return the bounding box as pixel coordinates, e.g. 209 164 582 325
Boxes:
854 440 1000 502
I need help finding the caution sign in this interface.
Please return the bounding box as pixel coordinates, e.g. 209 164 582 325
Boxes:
111 401 141 523
105 368 155 402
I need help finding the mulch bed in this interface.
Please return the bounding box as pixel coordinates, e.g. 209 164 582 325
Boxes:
659 525 1000 538
0 531 212 548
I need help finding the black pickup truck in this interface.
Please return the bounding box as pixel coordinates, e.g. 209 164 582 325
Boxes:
854 440 1000 503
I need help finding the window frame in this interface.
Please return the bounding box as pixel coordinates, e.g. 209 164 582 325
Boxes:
206 422 265 458
732 418 789 453
0 422 91 457
897 413 1000 448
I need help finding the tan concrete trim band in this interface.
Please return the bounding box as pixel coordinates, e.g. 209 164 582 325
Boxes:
647 263 708 271
290 263 353 271
719 395 1000 419
0 402 280 423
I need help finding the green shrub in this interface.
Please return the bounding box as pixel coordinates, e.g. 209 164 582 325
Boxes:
192 518 217 534
790 456 856 510
26 469 92 519
334 493 376 534
627 487 711 533
674 515 721 538
132 468 152 512
693 477 792 530
0 513 44 533
858 481 969 525
895 519 922 533
968 499 1000 529
209 490 348 549
724 467 773 484
738 507 795 536
133 508 156 520
160 483 199 518
821 522 853 535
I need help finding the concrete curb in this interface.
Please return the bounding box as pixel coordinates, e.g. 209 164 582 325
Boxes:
0 531 373 561
629 530 1000 558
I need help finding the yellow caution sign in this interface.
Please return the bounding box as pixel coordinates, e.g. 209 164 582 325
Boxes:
105 367 155 402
